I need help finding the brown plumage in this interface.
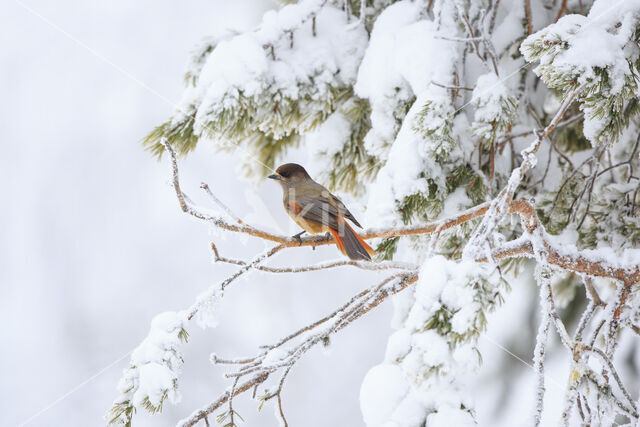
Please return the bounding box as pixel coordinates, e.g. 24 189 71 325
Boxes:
268 163 374 261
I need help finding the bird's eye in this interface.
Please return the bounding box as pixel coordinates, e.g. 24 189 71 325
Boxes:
280 171 289 178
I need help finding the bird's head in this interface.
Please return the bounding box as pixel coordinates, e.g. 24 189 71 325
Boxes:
268 163 311 188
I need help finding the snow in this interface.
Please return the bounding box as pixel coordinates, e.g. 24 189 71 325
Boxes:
305 108 353 181
174 1 369 143
360 363 409 426
522 3 640 143
361 255 501 425
490 0 525 55
426 403 476 427
134 362 179 408
365 91 449 228
413 330 450 368
544 231 640 272
407 256 494 336
263 348 289 365
192 282 223 329
471 72 516 141
354 0 458 160
440 187 472 219
306 110 351 159
588 0 640 29
111 311 188 420
554 16 631 94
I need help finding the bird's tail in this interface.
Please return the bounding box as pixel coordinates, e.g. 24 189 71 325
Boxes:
330 218 375 261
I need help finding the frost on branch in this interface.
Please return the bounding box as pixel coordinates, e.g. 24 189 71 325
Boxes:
360 256 503 426
107 312 189 425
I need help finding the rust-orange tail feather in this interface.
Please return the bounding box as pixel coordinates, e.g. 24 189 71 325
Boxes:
333 217 375 261
329 228 347 255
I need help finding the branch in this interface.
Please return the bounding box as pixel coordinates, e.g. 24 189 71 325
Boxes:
584 346 638 417
164 138 640 286
186 244 285 321
532 282 551 427
463 84 586 259
179 273 418 426
177 372 269 427
200 183 244 225
210 242 418 273
524 0 533 35
431 80 475 91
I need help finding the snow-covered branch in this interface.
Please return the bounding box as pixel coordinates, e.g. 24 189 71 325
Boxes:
137 135 640 426
178 273 418 427
165 139 640 285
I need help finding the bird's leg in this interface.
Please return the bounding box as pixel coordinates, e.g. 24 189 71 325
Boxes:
292 231 305 246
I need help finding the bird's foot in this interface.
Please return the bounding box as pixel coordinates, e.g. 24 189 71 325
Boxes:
292 231 305 246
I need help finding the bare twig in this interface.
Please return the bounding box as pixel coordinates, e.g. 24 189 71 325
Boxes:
431 80 475 91
186 244 285 321
584 277 606 307
556 0 568 21
524 0 533 34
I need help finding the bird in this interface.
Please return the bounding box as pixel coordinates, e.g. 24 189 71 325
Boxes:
268 163 375 261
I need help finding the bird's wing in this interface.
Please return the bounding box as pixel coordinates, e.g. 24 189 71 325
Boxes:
331 195 362 228
290 193 342 230
288 182 362 229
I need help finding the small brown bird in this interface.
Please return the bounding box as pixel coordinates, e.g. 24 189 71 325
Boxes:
268 163 375 261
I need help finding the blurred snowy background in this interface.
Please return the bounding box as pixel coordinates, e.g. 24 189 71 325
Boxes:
3 1 627 427
0 1 392 425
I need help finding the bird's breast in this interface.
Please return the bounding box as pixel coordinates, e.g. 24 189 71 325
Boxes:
284 201 327 234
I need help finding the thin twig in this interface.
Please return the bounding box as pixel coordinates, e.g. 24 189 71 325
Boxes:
200 183 244 225
585 346 639 416
524 0 533 34
431 81 474 91
178 373 269 427
210 242 418 273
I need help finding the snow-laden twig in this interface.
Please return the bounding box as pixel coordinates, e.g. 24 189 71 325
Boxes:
584 345 639 417
532 267 552 427
605 284 630 359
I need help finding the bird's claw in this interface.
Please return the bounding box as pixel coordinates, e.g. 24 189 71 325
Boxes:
292 231 305 246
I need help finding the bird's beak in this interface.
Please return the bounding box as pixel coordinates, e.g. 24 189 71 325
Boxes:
268 173 281 181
